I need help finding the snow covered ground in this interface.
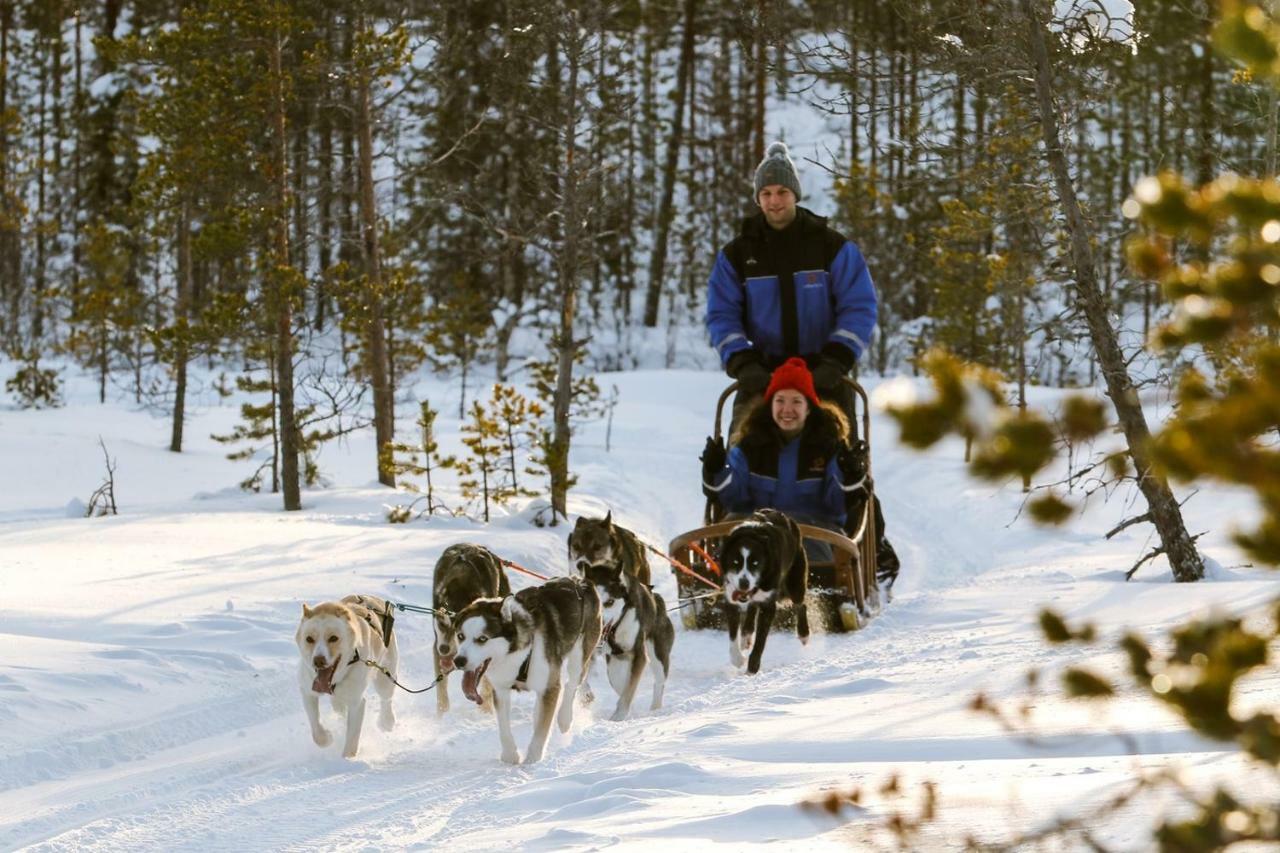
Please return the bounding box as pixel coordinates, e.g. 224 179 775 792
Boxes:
2 362 1278 851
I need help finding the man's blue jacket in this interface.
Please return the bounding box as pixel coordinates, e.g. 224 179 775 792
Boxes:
706 207 878 370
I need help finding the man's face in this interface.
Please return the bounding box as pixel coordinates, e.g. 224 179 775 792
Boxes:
757 184 797 229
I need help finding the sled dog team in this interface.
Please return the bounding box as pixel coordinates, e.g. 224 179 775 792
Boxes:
297 510 803 764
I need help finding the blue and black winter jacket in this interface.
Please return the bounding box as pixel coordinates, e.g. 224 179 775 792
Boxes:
706 207 878 370
704 410 862 527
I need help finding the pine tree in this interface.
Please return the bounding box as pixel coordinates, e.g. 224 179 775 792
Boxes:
488 382 545 500
211 349 282 494
456 399 504 523
423 289 492 419
381 399 455 517
211 340 334 493
61 220 143 404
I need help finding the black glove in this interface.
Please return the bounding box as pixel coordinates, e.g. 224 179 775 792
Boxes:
700 436 727 482
812 344 854 394
837 439 869 484
727 349 770 397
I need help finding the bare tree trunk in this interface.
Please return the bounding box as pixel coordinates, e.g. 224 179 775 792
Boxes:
0 0 15 341
495 1 523 382
1268 86 1278 178
550 13 585 523
752 0 765 165
269 25 301 511
34 32 48 346
71 7 81 308
355 10 394 488
170 199 193 452
642 0 696 328
1021 0 1203 581
314 13 334 332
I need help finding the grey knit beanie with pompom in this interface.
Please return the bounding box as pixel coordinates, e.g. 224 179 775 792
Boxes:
753 141 802 201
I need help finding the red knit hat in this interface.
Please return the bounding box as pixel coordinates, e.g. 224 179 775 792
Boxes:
763 357 820 407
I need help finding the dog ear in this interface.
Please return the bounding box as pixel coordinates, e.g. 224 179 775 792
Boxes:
302 603 314 618
604 509 613 528
500 594 527 625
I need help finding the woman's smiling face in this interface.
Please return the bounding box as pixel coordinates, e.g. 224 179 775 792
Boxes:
771 389 810 437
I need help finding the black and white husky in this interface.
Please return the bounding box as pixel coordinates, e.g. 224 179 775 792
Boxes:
720 509 810 674
452 577 602 764
584 563 675 720
431 543 512 715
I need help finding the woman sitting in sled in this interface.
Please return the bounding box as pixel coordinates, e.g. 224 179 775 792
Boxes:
700 357 899 586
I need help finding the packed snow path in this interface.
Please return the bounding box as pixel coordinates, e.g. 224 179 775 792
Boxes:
3 370 1277 850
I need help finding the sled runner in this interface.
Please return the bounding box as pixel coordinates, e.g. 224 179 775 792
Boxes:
669 378 880 632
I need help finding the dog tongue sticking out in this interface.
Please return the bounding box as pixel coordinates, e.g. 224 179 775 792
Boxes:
312 660 339 694
461 659 490 705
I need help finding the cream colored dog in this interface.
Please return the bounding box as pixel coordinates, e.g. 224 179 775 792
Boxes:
295 595 398 758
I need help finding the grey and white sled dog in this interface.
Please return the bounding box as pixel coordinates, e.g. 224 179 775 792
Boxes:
720 509 810 675
452 577 602 764
432 543 512 716
584 562 675 720
295 594 398 758
567 511 652 584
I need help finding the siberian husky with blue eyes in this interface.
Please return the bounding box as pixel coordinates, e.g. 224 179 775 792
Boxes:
452 577 602 765
584 562 674 721
720 509 810 674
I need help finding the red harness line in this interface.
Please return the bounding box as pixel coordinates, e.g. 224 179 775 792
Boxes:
500 558 552 582
685 540 723 578
502 547 720 593
641 542 721 591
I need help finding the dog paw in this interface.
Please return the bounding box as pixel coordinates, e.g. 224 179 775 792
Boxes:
500 748 521 765
378 709 396 731
799 635 809 647
747 658 762 675
610 708 630 722
729 645 745 667
312 728 333 747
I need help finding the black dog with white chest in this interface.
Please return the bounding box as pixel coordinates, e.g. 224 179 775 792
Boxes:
719 508 809 674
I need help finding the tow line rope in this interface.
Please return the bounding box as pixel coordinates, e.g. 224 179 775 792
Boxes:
500 558 551 582
362 660 445 694
667 589 721 612
641 541 721 591
393 601 446 616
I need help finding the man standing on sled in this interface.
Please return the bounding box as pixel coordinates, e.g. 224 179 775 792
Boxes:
703 140 900 588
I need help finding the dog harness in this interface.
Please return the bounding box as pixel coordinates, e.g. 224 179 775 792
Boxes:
351 595 396 647
511 649 532 691
605 603 632 656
